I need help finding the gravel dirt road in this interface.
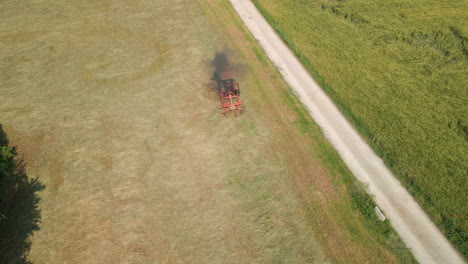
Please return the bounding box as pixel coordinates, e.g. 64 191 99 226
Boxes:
228 1 465 263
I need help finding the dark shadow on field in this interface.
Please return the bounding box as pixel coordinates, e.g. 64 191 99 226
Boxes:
210 52 230 93
0 124 9 146
0 125 45 264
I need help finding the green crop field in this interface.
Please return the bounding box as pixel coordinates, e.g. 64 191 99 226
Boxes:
252 0 468 257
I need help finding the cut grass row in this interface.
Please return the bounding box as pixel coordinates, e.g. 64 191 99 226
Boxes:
252 0 468 257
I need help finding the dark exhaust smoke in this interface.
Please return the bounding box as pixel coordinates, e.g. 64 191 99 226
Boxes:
210 48 246 77
208 48 246 92
211 52 230 72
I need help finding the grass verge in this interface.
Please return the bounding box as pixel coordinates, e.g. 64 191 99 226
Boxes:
280 82 416 263
252 0 467 257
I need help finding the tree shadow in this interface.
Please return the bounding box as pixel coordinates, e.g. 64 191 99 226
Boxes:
0 124 9 146
0 124 45 264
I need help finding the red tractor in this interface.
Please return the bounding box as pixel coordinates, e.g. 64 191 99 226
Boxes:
216 71 245 116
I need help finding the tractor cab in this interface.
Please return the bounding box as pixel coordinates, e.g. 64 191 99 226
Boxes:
222 78 239 95
219 71 240 95
216 71 245 116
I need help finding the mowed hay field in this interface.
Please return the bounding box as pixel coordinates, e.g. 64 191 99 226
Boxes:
253 0 468 257
0 0 416 263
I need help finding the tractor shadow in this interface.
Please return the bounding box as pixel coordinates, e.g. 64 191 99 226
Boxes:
211 70 222 92
0 124 45 264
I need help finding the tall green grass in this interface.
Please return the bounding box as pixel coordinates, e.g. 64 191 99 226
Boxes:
252 0 468 257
